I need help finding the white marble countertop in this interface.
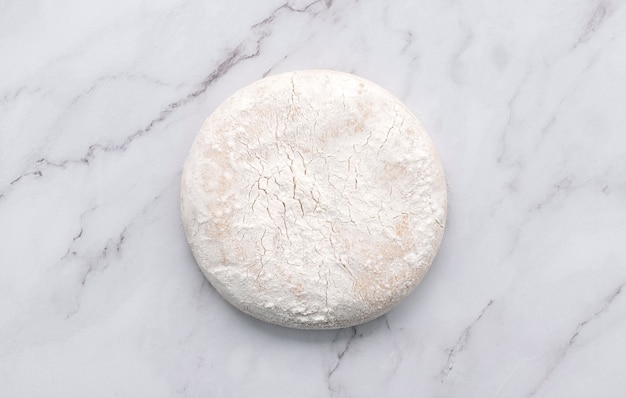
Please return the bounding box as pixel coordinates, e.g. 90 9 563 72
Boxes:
2 1 626 396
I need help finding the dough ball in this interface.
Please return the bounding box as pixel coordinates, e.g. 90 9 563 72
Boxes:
181 70 446 329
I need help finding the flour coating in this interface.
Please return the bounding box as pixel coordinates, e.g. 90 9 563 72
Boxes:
181 70 446 329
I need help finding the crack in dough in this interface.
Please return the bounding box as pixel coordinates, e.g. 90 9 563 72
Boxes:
181 70 447 329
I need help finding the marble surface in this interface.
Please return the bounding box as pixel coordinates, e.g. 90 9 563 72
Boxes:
2 0 626 396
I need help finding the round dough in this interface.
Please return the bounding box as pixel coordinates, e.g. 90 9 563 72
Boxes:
181 70 446 329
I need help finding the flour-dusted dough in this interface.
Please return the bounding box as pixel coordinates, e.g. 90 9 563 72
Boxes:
181 70 446 329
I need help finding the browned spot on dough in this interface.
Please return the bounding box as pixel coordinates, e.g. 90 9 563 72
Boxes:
345 116 366 134
395 213 410 237
382 160 409 181
356 99 374 119
290 281 304 295
351 237 417 307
